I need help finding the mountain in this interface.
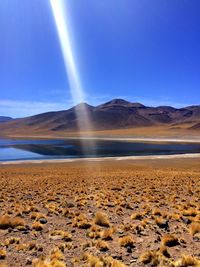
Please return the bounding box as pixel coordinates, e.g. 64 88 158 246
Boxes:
0 116 13 123
189 122 200 130
0 99 200 136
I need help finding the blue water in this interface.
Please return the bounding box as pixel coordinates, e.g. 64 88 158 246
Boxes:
0 138 200 161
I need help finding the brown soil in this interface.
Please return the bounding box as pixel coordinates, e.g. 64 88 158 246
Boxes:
1 125 200 141
0 158 199 266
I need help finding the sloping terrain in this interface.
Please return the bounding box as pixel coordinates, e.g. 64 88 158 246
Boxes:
0 116 12 123
189 122 200 130
0 99 200 136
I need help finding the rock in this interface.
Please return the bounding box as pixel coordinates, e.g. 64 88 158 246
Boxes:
26 258 32 265
132 255 138 259
38 247 43 252
127 246 132 253
66 202 75 208
112 255 122 260
182 217 192 225
22 230 29 235
193 235 200 242
107 203 115 207
24 195 32 200
39 218 47 224
130 259 137 263
30 252 37 257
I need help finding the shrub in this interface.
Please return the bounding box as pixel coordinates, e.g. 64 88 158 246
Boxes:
0 215 11 229
159 246 170 258
161 234 179 247
174 255 199 267
131 212 143 220
94 212 110 227
49 230 72 242
100 228 115 240
0 249 6 260
32 222 43 231
119 235 135 248
0 215 25 229
96 240 109 251
190 222 200 236
139 251 153 264
183 209 198 217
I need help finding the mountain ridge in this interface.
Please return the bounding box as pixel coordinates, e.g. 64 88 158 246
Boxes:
0 99 200 135
0 116 13 123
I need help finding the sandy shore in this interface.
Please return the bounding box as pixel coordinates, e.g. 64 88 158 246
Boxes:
1 152 200 165
60 136 200 143
2 135 200 143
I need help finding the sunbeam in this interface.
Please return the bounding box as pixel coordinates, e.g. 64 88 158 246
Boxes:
50 0 96 156
50 0 96 155
50 0 84 103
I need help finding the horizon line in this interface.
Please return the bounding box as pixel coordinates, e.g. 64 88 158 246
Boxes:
0 97 199 119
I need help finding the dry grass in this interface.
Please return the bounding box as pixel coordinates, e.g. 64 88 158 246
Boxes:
33 249 66 267
174 255 200 267
94 212 110 227
119 236 135 248
81 253 126 267
96 240 109 251
0 215 25 229
0 158 199 266
0 250 6 260
49 230 72 242
32 222 43 231
189 222 200 236
161 234 179 247
100 227 115 240
139 251 154 264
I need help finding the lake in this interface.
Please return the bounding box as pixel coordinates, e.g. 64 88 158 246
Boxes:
0 138 200 162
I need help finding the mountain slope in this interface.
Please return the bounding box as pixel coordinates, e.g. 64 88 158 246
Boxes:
0 99 200 135
189 122 200 130
0 116 13 123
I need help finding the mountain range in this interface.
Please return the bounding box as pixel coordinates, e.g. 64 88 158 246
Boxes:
0 116 13 123
0 99 200 136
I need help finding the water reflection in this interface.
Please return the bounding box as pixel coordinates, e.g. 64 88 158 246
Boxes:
0 138 200 161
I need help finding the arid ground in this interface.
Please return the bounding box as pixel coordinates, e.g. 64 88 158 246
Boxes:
2 125 200 142
0 158 199 266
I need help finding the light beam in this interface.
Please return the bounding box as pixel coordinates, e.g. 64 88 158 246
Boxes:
50 0 96 156
50 0 84 103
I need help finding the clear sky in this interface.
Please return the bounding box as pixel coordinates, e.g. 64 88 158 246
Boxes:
0 0 200 117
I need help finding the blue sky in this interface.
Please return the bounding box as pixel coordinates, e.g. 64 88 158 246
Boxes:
0 0 200 117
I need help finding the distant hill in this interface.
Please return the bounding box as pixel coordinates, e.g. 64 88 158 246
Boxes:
189 122 200 130
0 99 200 135
0 116 13 123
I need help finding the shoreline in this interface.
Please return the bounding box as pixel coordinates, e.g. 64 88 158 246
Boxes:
1 152 200 165
1 135 200 143
1 136 200 164
66 136 200 143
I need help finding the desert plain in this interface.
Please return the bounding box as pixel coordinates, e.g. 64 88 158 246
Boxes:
0 157 199 267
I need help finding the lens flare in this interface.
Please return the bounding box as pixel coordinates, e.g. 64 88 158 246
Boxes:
50 0 96 156
50 0 84 104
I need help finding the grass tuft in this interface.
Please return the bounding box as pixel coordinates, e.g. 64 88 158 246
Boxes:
94 212 110 227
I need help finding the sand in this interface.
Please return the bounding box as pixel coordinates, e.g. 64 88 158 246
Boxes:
1 152 200 165
2 124 200 141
